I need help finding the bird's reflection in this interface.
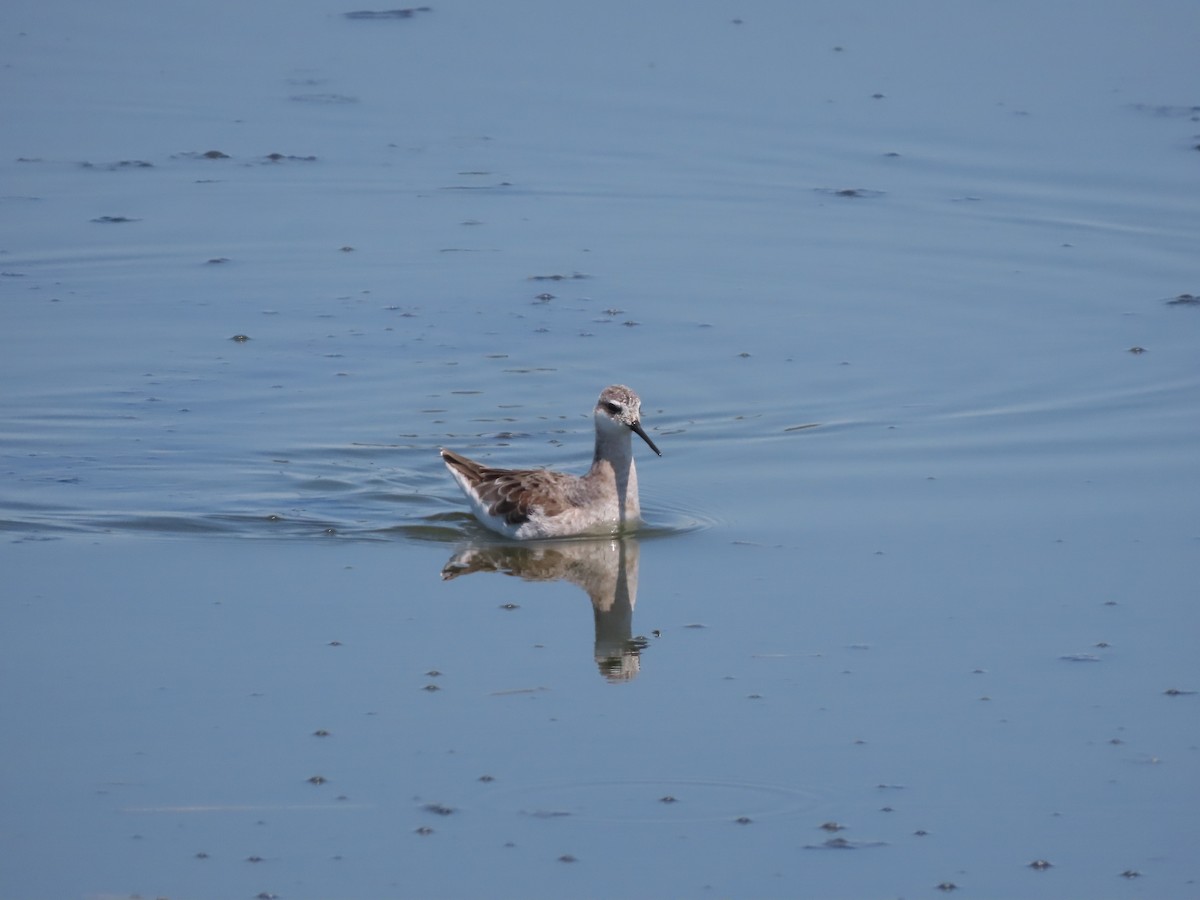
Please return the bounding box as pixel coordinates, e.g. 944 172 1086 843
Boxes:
441 536 647 681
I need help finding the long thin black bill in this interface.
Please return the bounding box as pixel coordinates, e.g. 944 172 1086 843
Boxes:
631 422 662 457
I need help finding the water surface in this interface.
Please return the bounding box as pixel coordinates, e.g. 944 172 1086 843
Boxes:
2 2 1198 898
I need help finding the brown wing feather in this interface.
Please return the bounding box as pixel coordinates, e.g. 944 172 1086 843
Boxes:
477 470 574 524
441 449 574 525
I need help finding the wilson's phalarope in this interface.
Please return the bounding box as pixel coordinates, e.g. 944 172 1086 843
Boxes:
440 385 662 540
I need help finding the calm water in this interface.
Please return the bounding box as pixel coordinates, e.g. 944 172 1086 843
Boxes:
3 2 1198 898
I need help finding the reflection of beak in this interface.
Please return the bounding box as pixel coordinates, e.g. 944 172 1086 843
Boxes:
631 422 662 457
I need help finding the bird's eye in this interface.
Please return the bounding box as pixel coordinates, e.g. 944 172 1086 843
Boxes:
603 402 621 414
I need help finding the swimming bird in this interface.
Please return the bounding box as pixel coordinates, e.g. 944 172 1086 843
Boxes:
440 385 661 540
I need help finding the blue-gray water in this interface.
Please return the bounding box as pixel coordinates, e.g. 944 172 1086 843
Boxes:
2 2 1198 898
